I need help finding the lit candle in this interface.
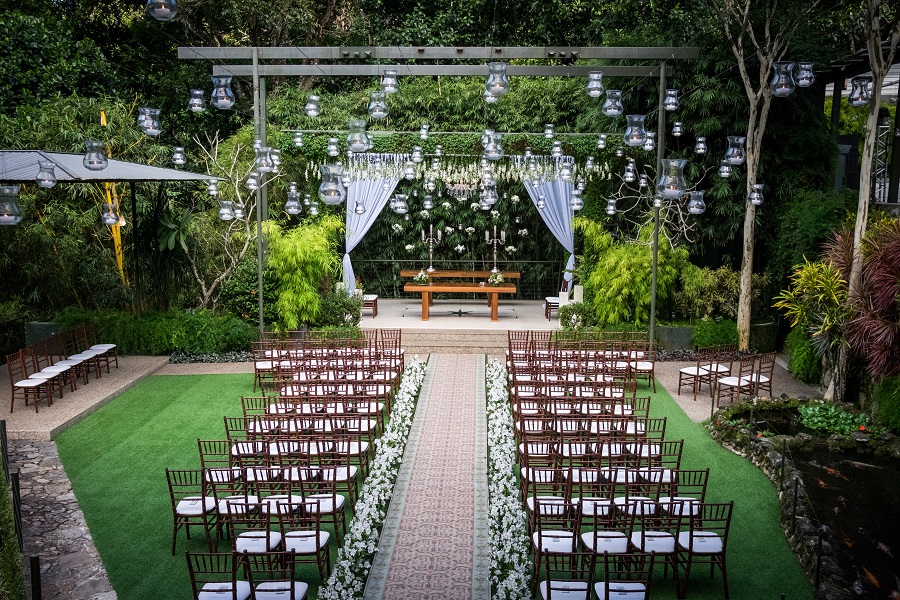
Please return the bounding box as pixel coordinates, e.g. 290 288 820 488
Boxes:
421 229 425 241
485 230 490 243
501 230 506 244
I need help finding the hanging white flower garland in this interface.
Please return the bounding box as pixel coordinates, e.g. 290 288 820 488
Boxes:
485 359 531 599
318 357 428 600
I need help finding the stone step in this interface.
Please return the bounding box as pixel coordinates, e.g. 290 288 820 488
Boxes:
399 328 508 355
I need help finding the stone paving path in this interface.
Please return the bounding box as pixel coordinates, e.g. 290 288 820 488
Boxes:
10 440 115 600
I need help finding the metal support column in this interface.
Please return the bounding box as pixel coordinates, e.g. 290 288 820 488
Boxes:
252 48 265 333
649 61 667 348
130 182 142 318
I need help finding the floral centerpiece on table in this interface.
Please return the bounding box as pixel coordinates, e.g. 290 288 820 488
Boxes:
488 272 505 286
413 269 429 284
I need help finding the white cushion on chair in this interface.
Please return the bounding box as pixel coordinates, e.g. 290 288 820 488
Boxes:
539 580 589 600
91 343 116 351
679 365 708 376
235 531 282 553
176 496 216 516
677 530 723 553
254 581 308 600
199 581 251 600
594 581 647 600
14 379 46 389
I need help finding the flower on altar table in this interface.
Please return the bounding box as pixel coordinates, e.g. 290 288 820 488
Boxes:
454 244 465 253
518 228 528 236
506 245 517 253
442 201 452 209
404 244 414 251
488 272 505 286
391 223 403 233
465 226 476 234
412 270 429 283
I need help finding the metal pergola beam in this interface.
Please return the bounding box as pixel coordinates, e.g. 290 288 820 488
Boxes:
211 64 669 77
179 46 699 62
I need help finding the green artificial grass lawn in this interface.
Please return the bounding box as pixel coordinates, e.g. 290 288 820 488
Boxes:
55 372 811 600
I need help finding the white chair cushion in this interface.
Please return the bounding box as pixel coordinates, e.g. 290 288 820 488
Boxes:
677 530 724 553
284 530 330 553
176 496 216 516
235 531 282 553
305 494 344 513
254 581 308 600
594 581 647 600
679 366 708 376
539 580 589 600
363 294 378 301
532 530 577 553
199 581 251 600
14 379 46 388
91 343 116 351
580 531 628 554
630 530 675 553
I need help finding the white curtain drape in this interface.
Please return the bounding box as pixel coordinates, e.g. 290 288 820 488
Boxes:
342 177 400 294
523 178 575 292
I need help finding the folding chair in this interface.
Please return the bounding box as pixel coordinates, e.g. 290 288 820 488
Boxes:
186 552 250 600
167 468 217 555
676 501 734 599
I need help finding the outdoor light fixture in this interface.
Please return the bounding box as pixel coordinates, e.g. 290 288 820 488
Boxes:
35 160 57 188
146 0 177 21
485 62 510 97
403 160 416 180
207 179 218 196
285 182 301 215
559 163 573 181
304 95 321 117
101 203 121 226
141 108 162 136
623 114 647 147
597 134 607 149
585 156 595 169
653 195 663 208
551 141 563 158
420 123 430 140
393 193 408 214
639 173 649 188
642 131 656 152
171 146 186 166
293 131 304 147
606 199 617 215
381 69 399 94
663 89 679 111
570 189 584 211
724 136 746 165
412 146 425 163
423 195 434 210
347 120 371 153
309 201 320 216
137 107 151 129
326 138 340 157
615 148 624 157
0 186 23 225
748 183 764 206
718 160 732 178
255 146 274 172
537 195 546 209
210 76 235 109
188 89 205 112
232 203 245 220
544 124 555 138
796 63 815 87
341 171 351 188
319 164 346 205
656 158 687 198
688 190 706 215
368 91 389 119
481 129 494 148
83 141 108 171
671 121 684 137
484 135 504 161
602 90 623 117
586 71 605 98
623 160 636 183
770 62 796 97
245 173 259 191
217 200 234 220
848 76 872 107
694 137 707 154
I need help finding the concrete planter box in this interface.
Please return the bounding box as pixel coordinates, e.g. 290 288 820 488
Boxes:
656 325 693 351
750 321 777 353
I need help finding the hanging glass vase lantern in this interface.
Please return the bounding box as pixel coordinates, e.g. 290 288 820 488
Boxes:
663 89 679 111
481 129 494 149
207 179 218 196
309 201 319 216
304 95 321 117
623 161 636 183
602 90 623 117
270 148 281 167
639 173 649 188
615 148 624 157
318 164 346 205
368 91 389 119
381 69 399 94
188 89 205 112
423 195 434 210
403 160 416 180
293 131 304 147
748 183 764 206
544 124 555 139
303 193 311 206
354 200 366 215
346 119 370 153
0 187 23 225
425 178 436 192
412 146 425 163
146 0 178 21
141 108 162 136
484 135 504 161
83 141 108 171
586 71 604 98
848 76 872 107
718 160 732 178
485 62 510 97
325 138 339 158
585 156 595 170
483 89 498 103
656 158 687 199
694 137 707 154
725 136 746 165
210 76 235 109
551 140 563 158
171 146 186 165
596 134 607 149
570 189 584 211
605 199 617 215
35 161 57 188
623 114 647 147
418 123 430 140
137 107 151 130
393 193 408 215
341 171 352 188
671 121 683 137
217 200 234 221
687 190 706 215
559 163 573 181
537 195 546 209
653 195 663 208
770 62 796 97
255 147 273 172
101 203 120 226
245 172 259 191
285 183 301 215
232 203 245 220
434 144 443 157
796 63 815 87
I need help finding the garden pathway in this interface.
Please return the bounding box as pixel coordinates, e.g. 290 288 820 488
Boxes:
364 354 490 600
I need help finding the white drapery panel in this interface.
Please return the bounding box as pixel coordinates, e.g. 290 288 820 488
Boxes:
342 177 400 294
523 178 575 292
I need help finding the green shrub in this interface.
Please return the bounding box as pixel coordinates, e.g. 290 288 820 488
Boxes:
557 302 595 331
784 327 822 384
798 403 880 436
692 319 738 348
675 265 768 321
315 292 363 328
219 256 279 325
873 375 900 433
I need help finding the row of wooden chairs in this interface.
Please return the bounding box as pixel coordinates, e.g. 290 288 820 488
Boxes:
677 346 776 405
6 323 117 412
186 550 311 600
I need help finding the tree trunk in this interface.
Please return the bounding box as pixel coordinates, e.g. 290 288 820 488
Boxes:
847 90 882 298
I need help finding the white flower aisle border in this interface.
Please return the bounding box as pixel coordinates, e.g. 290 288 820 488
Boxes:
318 357 428 600
485 359 531 599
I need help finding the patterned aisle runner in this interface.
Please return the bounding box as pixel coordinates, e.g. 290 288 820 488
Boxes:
365 354 489 600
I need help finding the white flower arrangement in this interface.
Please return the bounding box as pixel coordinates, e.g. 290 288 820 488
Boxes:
404 244 415 251
470 202 481 210
490 210 500 218
445 226 455 235
442 201 452 209
465 226 476 234
318 358 428 600
412 270 429 284
418 210 430 218
506 245 517 253
454 244 466 253
510 195 520 203
391 223 403 233
485 359 531 599
517 228 528 237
